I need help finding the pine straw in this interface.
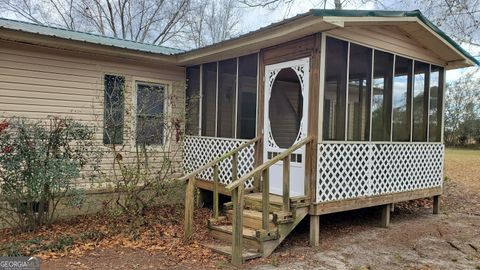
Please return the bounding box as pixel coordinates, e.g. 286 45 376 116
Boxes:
0 205 227 268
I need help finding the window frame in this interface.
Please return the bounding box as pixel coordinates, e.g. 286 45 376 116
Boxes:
320 33 445 144
132 78 170 148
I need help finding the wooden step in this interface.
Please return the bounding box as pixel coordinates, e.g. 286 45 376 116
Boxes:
226 209 276 230
208 224 262 250
202 243 262 262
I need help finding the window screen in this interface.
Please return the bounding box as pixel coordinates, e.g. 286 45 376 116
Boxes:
186 66 201 135
217 59 237 138
347 43 372 141
104 74 125 145
136 83 165 145
202 62 217 137
237 54 258 139
412 61 429 141
323 37 348 140
371 50 393 141
429 65 444 142
392 56 412 141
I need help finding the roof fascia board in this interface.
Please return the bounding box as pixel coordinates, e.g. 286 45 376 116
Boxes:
412 17 476 67
176 16 341 65
322 16 417 23
0 28 177 65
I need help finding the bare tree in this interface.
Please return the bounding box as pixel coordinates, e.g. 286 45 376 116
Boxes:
0 0 191 45
181 0 242 49
239 0 345 9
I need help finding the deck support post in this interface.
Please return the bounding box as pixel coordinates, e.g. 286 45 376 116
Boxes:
433 195 440 214
309 215 320 247
184 177 195 239
380 204 391 228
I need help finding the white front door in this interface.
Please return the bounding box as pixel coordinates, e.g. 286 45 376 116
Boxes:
264 58 309 197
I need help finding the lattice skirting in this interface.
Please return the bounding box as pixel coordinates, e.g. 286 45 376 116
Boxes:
317 143 444 203
183 136 255 188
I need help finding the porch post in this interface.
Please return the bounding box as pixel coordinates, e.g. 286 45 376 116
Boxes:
309 215 320 247
380 204 391 228
433 195 440 214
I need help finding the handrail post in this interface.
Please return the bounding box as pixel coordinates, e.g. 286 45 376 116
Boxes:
262 168 270 231
231 184 244 266
213 164 219 219
184 176 195 239
282 155 290 212
232 152 238 182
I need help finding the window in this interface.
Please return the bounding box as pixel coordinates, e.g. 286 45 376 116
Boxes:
136 83 165 145
429 65 444 142
103 75 125 145
237 54 258 139
323 37 348 140
202 62 217 137
392 56 412 141
412 61 429 141
186 66 201 135
347 44 372 141
371 51 393 141
217 59 237 138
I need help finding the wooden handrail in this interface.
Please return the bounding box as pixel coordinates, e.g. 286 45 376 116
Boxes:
225 136 314 191
183 135 260 240
178 136 261 182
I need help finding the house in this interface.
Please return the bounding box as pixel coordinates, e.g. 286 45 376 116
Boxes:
0 9 477 265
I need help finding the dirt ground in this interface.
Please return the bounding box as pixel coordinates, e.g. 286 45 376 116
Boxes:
40 148 480 269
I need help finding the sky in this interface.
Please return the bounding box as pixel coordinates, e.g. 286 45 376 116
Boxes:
238 0 480 82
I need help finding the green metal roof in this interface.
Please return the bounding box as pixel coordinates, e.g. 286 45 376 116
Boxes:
0 17 184 55
0 10 477 66
311 9 479 66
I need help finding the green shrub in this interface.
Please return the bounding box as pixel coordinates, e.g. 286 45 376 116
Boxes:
0 117 102 232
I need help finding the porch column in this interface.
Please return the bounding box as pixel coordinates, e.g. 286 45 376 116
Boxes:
380 204 391 228
433 195 441 214
309 215 320 247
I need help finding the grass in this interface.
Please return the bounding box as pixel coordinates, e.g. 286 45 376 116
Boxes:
444 148 480 192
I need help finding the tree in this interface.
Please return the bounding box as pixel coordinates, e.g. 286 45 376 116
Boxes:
444 70 480 146
180 0 242 49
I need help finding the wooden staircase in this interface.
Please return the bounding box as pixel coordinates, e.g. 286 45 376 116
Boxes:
205 193 309 262
181 135 314 266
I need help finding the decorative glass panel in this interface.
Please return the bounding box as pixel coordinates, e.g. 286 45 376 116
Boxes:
347 44 372 141
103 75 125 145
371 51 393 141
429 65 444 142
412 61 429 141
323 37 348 140
392 56 412 141
237 54 258 139
201 62 217 137
217 58 237 138
186 66 200 135
136 83 165 145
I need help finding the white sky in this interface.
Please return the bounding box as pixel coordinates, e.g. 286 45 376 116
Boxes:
238 0 480 82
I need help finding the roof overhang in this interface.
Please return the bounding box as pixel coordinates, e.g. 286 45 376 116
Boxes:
0 27 177 65
177 10 478 69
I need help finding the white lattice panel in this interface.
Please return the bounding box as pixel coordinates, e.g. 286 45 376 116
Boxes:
317 143 444 203
183 136 255 188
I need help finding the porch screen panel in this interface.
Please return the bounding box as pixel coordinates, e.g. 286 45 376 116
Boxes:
202 62 217 137
429 66 444 142
371 51 393 141
412 61 429 141
186 65 200 135
217 59 237 138
237 54 258 139
392 56 412 141
323 37 348 140
347 44 372 141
